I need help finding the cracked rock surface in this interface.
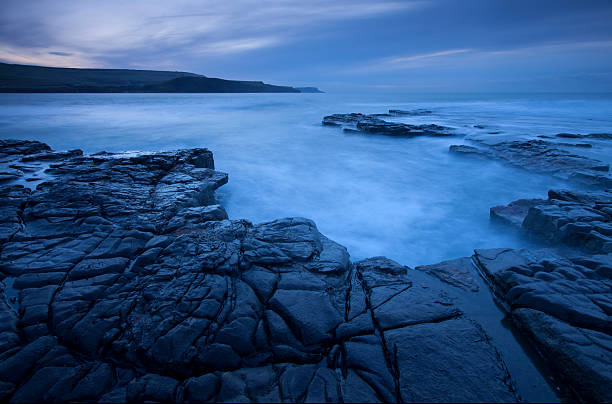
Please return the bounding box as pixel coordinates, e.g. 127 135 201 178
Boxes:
0 140 520 402
485 188 612 401
492 189 612 254
473 248 612 402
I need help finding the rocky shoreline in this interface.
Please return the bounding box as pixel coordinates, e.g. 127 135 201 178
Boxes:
0 138 611 402
322 111 454 137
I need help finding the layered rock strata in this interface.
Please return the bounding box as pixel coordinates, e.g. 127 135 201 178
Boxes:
491 189 612 254
322 112 453 137
474 248 612 402
483 188 612 401
449 140 612 187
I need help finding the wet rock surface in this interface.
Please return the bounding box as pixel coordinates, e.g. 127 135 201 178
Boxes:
322 111 453 137
416 257 480 292
473 248 612 402
555 132 612 140
493 189 612 254
491 198 546 228
0 140 521 402
320 105 612 401
487 188 612 401
449 139 612 187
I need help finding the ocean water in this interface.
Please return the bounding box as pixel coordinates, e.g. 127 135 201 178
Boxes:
1 92 611 267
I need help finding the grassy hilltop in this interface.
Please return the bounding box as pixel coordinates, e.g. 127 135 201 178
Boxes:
0 62 310 93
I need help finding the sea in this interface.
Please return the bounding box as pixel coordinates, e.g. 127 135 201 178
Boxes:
1 92 611 267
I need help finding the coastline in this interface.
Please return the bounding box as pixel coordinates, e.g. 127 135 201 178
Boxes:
0 136 610 402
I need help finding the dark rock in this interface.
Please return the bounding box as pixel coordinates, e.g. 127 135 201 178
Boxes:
588 133 612 139
0 185 29 246
0 139 531 402
344 261 517 402
127 374 179 402
558 142 592 148
450 139 611 186
354 256 407 276
473 248 612 402
270 289 343 345
386 319 517 402
10 365 81 402
569 170 612 188
388 108 432 116
416 256 480 292
67 257 129 281
448 144 484 155
555 133 583 138
296 87 324 93
0 139 51 156
556 132 612 140
490 198 545 228
490 189 612 254
513 308 612 403
323 112 453 137
21 149 83 162
0 336 57 384
182 373 219 402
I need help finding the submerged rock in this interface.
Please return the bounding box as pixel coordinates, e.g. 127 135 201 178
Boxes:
556 132 612 140
450 139 612 187
388 108 433 116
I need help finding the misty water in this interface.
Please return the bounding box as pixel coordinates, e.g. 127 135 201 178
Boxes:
1 92 611 267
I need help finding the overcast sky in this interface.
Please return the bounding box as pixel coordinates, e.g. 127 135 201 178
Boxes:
1 0 612 92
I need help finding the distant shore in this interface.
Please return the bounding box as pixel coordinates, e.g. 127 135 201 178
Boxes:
0 62 322 93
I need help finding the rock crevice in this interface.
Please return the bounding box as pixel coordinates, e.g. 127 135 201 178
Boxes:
0 140 521 402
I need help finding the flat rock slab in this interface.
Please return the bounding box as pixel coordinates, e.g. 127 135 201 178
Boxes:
474 247 612 402
556 132 612 140
490 198 546 228
0 139 520 402
416 256 480 292
492 189 612 254
449 139 612 187
323 111 453 137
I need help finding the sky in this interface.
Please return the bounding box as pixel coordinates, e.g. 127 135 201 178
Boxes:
1 0 612 92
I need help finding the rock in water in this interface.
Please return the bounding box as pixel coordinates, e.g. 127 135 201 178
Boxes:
492 189 612 254
0 139 520 402
449 139 612 187
473 248 612 402
323 112 453 137
490 198 546 228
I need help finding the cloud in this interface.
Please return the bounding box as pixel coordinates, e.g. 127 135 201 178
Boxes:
186 37 283 56
48 51 72 56
0 0 418 68
351 49 474 72
479 40 612 58
1 0 611 91
348 40 612 73
0 45 96 67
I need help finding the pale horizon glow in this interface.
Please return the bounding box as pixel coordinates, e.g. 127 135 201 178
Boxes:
1 0 611 92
